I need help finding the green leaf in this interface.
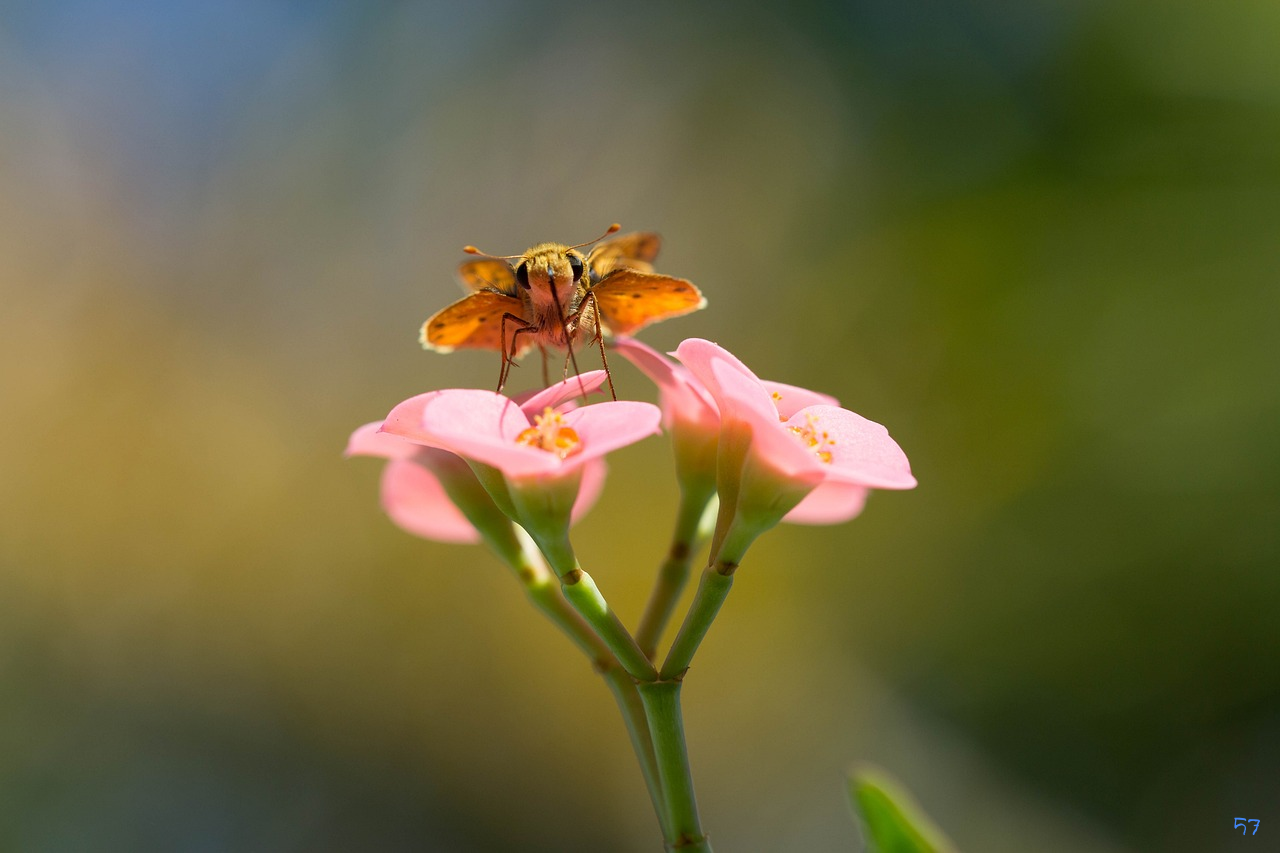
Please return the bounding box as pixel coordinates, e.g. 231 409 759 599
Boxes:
847 765 957 853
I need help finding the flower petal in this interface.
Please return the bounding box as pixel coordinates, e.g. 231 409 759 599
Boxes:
379 392 439 447
613 337 718 431
380 459 480 544
346 421 417 459
675 338 778 425
783 481 869 524
560 401 663 461
571 459 607 523
412 389 561 477
761 381 838 419
785 405 916 489
710 357 818 476
515 370 609 414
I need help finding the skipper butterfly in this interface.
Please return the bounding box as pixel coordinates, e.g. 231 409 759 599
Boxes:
420 224 705 398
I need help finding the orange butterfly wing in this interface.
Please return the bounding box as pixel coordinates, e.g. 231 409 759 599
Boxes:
591 270 706 337
420 290 529 354
457 259 516 293
588 232 662 278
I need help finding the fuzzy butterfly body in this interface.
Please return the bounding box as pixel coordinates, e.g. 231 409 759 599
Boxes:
420 225 705 395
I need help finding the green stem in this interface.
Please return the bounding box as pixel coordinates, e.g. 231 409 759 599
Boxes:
559 568 658 682
533 530 658 682
660 505 767 680
659 560 736 680
636 484 714 659
638 681 712 852
507 544 607 665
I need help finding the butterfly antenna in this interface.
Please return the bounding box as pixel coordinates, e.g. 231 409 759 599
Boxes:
463 244 523 260
566 222 621 251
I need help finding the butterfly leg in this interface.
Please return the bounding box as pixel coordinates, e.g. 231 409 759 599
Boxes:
498 312 531 393
582 290 617 401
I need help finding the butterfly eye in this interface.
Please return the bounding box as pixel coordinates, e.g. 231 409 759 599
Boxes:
515 262 530 289
568 254 585 282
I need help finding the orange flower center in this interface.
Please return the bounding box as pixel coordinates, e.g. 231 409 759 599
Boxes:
787 413 835 464
516 407 582 459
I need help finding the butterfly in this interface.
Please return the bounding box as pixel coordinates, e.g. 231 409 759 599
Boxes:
420 224 706 398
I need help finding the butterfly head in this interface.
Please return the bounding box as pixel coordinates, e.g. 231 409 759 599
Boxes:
462 223 621 316
514 244 588 307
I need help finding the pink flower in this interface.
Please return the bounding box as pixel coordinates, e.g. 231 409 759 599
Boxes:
379 371 659 480
753 379 873 524
374 371 660 569
672 339 915 553
345 373 614 545
618 338 909 526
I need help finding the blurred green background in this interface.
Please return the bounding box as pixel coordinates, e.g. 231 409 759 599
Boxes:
2 2 1278 851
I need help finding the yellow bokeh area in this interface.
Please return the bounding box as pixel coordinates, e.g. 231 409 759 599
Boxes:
3 3 1279 851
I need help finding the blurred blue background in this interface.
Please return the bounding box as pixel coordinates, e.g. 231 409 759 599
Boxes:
2 2 1278 850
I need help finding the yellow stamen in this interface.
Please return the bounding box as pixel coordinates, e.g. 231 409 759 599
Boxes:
516 407 582 459
787 413 836 464
771 391 786 422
